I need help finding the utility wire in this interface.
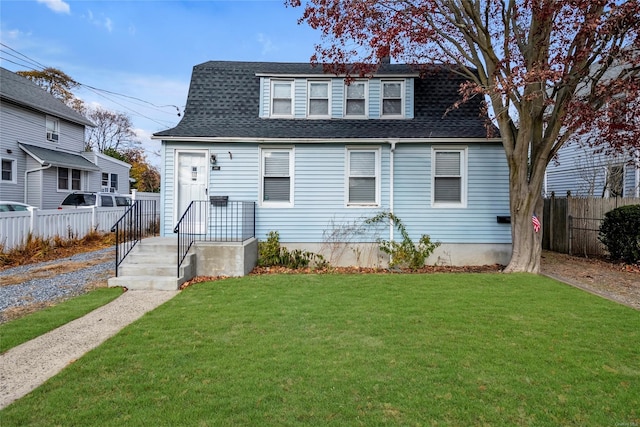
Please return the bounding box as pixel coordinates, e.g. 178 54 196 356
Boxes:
0 43 183 121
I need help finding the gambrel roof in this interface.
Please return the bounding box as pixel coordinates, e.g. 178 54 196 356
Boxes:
155 61 493 139
0 67 94 127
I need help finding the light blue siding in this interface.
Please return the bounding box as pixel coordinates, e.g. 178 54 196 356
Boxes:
405 79 414 119
368 80 381 118
294 79 307 118
331 78 344 118
161 141 511 246
394 143 511 244
258 78 267 118
259 77 416 120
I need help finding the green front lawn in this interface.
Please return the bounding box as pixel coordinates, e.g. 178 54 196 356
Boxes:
2 273 638 426
0 287 123 354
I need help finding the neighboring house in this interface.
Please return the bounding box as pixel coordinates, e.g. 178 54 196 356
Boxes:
153 61 512 267
0 67 130 209
545 55 640 199
545 137 640 198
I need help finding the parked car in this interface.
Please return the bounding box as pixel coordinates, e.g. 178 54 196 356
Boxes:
0 201 37 212
58 192 132 209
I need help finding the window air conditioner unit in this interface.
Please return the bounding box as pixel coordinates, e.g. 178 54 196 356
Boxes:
101 186 111 192
47 132 59 142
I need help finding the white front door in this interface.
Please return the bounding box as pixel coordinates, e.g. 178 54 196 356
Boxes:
176 151 208 233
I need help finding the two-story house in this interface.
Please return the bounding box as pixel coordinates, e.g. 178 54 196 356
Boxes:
0 67 130 209
153 61 512 267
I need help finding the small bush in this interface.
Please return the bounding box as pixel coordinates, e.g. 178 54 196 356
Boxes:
258 231 327 269
366 212 440 270
599 204 640 264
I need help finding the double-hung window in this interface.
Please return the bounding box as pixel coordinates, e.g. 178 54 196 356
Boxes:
271 80 293 117
345 81 367 117
58 167 82 191
347 147 379 206
46 117 60 142
102 173 119 191
432 148 467 207
1 158 16 183
261 148 294 206
308 81 330 117
381 81 404 117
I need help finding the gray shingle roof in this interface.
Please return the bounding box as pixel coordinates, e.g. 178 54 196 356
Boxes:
155 61 494 139
19 143 100 171
0 67 94 127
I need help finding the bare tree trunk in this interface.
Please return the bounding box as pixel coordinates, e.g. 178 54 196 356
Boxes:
504 180 544 273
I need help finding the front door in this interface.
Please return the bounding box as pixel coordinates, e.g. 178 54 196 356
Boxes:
176 151 208 233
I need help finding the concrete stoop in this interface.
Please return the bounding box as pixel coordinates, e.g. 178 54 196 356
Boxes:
108 238 196 291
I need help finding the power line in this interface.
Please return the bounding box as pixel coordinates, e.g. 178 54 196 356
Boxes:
0 43 47 70
0 43 183 122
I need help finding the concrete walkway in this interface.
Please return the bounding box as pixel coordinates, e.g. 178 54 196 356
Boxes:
0 290 178 410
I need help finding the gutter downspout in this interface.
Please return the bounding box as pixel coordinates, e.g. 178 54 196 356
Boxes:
25 163 52 208
389 140 397 245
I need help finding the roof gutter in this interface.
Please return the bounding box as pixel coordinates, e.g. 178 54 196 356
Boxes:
152 135 503 144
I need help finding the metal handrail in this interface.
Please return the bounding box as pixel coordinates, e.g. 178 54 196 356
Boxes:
111 199 159 276
173 200 256 277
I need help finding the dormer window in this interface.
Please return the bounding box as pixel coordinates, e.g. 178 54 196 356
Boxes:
46 117 60 142
308 81 330 117
381 81 404 117
345 81 367 117
271 80 293 117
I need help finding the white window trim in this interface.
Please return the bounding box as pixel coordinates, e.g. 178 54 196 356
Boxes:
307 80 331 118
1 157 17 184
381 80 405 118
345 146 381 207
344 80 369 118
57 167 83 192
46 116 60 142
259 146 295 208
431 146 468 208
270 79 294 118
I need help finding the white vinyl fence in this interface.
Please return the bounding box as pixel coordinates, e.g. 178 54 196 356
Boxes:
0 207 128 252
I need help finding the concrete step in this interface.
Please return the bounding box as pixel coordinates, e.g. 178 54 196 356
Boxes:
118 263 177 277
110 242 196 291
123 252 179 264
108 275 184 291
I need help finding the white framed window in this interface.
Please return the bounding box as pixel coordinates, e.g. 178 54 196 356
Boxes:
58 167 82 191
308 81 330 117
271 80 293 117
1 158 16 183
432 147 467 208
346 147 380 206
46 117 60 142
344 81 368 117
260 147 294 207
381 80 404 117
101 173 118 191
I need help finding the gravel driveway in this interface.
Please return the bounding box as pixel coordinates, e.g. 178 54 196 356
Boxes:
0 248 115 323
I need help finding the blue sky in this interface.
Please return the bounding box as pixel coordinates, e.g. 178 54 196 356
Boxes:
0 0 322 164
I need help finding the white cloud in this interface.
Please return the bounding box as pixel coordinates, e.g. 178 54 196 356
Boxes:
36 0 70 14
257 33 276 56
82 9 113 32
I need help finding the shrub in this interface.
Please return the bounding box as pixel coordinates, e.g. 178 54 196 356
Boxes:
258 231 327 269
365 212 440 270
599 204 640 264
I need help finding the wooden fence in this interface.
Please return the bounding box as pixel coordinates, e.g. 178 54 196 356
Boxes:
543 193 640 257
